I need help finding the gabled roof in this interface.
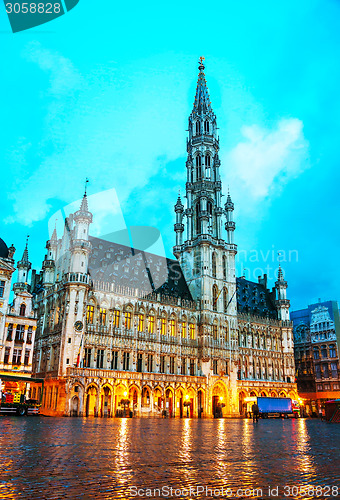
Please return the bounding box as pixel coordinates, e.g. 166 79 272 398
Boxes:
236 277 277 319
89 236 193 302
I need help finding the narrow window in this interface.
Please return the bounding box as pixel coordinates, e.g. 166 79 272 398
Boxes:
212 253 217 277
170 318 176 336
138 313 145 332
0 280 5 298
86 305 95 324
212 285 218 312
161 317 167 335
99 308 106 325
111 351 118 370
148 314 155 334
20 303 26 316
113 310 120 328
124 311 132 330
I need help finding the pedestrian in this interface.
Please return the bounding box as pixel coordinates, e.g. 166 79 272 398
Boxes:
252 402 259 422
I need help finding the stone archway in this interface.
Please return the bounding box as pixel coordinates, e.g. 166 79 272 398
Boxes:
197 389 205 418
85 385 98 417
100 385 113 417
165 387 174 418
175 387 184 418
71 396 79 417
212 382 228 418
239 391 246 416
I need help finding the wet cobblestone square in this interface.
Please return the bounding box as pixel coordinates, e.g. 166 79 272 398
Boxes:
0 418 339 499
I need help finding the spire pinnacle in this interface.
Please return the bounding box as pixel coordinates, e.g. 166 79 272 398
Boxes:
80 179 89 212
18 235 31 269
192 57 213 115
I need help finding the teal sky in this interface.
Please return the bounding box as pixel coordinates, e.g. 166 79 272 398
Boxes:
1 0 340 310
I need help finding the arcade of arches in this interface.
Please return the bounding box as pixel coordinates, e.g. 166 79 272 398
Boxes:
39 376 298 418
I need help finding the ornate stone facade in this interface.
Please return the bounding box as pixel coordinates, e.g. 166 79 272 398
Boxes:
32 60 297 417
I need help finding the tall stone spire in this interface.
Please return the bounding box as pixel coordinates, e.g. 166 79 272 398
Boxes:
174 59 237 318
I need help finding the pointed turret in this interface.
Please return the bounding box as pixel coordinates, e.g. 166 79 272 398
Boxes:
70 183 93 273
174 194 185 252
275 264 290 321
14 236 31 292
225 190 236 244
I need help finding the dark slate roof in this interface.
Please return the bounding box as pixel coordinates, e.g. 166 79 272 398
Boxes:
89 236 193 301
0 238 8 259
236 277 277 319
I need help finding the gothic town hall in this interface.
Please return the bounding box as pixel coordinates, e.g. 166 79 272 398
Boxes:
31 60 297 417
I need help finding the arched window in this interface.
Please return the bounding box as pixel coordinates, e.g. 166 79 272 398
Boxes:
321 345 328 358
212 253 217 278
20 303 26 317
161 315 167 335
212 323 218 340
204 120 210 133
148 313 155 334
329 344 336 357
222 255 227 280
124 310 132 330
196 155 202 179
86 305 95 324
225 324 229 344
195 121 201 135
196 204 200 235
99 308 106 325
138 311 145 332
113 309 120 328
212 284 218 312
181 317 187 338
170 316 176 336
223 287 228 313
205 154 211 167
189 323 196 340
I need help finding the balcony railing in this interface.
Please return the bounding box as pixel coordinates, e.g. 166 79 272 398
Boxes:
66 367 206 385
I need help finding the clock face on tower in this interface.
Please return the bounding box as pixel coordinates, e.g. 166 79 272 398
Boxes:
74 320 83 332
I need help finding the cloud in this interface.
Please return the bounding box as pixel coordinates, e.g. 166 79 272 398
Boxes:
224 118 309 211
22 41 81 96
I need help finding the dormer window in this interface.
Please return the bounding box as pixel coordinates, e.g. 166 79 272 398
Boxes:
20 303 26 317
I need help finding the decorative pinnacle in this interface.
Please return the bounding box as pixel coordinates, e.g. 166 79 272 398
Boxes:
84 178 89 196
18 235 31 268
199 56 205 70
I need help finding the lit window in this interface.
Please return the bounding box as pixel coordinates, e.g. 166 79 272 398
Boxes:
170 318 176 336
113 310 120 328
148 314 155 334
181 321 187 338
138 314 145 332
86 305 95 324
161 317 167 335
99 308 106 326
189 323 196 340
124 311 132 330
